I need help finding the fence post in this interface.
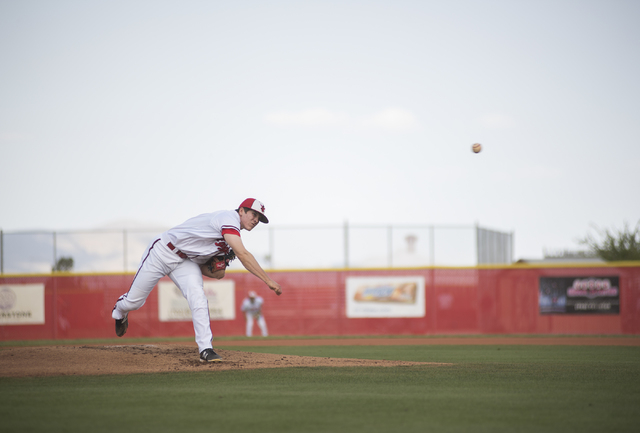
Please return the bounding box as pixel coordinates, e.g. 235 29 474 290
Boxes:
53 231 57 272
429 225 435 265
123 229 128 272
510 231 515 263
475 222 480 265
0 230 3 274
344 220 349 269
387 225 393 268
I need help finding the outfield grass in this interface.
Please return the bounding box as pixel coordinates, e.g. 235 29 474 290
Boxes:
1 344 639 433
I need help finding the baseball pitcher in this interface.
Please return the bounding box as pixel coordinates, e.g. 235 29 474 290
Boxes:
111 198 281 362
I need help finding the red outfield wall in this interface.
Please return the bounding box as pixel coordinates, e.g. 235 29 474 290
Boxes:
1 264 639 341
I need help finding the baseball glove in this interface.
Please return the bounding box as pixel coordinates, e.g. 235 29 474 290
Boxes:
205 249 237 273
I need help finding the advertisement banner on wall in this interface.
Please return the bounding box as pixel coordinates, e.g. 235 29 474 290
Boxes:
346 276 425 318
539 276 620 314
158 280 236 321
0 284 45 325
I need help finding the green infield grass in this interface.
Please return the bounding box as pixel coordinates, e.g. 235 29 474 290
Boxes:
1 343 639 433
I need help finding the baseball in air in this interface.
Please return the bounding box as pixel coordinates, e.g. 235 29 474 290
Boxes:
472 143 482 153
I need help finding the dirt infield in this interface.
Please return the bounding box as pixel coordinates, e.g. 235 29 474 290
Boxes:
215 337 640 347
1 337 637 378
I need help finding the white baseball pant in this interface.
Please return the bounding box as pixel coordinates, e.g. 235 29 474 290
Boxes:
245 313 268 337
112 239 213 353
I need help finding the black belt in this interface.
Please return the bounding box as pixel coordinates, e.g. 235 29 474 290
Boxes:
167 242 188 259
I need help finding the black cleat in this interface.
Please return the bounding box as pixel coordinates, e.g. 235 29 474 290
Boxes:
115 314 128 337
200 348 222 362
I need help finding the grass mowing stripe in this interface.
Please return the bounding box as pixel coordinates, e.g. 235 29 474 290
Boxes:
1 345 639 433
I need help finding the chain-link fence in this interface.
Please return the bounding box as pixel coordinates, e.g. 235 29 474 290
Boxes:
0 223 513 274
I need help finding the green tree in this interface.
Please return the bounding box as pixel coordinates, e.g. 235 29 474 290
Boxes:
580 221 640 261
53 256 74 272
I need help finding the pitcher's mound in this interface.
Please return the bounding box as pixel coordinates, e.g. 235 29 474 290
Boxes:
0 344 447 377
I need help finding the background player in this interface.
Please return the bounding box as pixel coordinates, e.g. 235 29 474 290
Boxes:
241 291 269 337
111 198 281 362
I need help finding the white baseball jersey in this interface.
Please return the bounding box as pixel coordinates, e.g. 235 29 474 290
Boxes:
241 296 264 316
160 210 241 265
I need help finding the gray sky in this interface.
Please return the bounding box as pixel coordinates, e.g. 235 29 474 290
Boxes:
1 0 639 260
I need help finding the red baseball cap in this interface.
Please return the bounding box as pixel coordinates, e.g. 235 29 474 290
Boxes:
238 198 269 224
